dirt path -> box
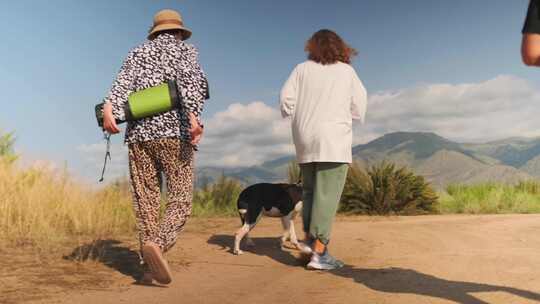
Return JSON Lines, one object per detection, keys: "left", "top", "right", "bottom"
{"left": 31, "top": 215, "right": 540, "bottom": 304}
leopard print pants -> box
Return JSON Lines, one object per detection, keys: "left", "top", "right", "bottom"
{"left": 128, "top": 138, "right": 194, "bottom": 254}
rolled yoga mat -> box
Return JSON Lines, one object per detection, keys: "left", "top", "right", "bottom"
{"left": 95, "top": 80, "right": 181, "bottom": 127}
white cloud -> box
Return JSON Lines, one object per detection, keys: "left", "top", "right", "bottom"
{"left": 77, "top": 75, "right": 540, "bottom": 175}
{"left": 360, "top": 75, "right": 540, "bottom": 142}
{"left": 198, "top": 101, "right": 294, "bottom": 167}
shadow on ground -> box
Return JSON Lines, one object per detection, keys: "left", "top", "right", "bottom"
{"left": 330, "top": 266, "right": 540, "bottom": 304}
{"left": 207, "top": 235, "right": 540, "bottom": 304}
{"left": 207, "top": 234, "right": 303, "bottom": 266}
{"left": 64, "top": 239, "right": 143, "bottom": 281}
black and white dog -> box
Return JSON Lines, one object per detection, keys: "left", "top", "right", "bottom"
{"left": 234, "top": 183, "right": 303, "bottom": 255}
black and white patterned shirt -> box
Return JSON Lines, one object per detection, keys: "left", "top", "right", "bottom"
{"left": 105, "top": 33, "right": 208, "bottom": 144}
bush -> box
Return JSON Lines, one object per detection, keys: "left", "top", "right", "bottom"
{"left": 0, "top": 131, "right": 17, "bottom": 164}
{"left": 515, "top": 180, "right": 540, "bottom": 195}
{"left": 439, "top": 181, "right": 540, "bottom": 214}
{"left": 340, "top": 161, "right": 438, "bottom": 215}
{"left": 192, "top": 175, "right": 243, "bottom": 217}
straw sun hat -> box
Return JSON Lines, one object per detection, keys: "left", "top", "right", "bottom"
{"left": 148, "top": 9, "right": 192, "bottom": 40}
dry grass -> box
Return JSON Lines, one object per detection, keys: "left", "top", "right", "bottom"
{"left": 0, "top": 161, "right": 135, "bottom": 251}
{"left": 0, "top": 144, "right": 242, "bottom": 303}
{"left": 0, "top": 160, "right": 141, "bottom": 303}
{"left": 0, "top": 159, "right": 244, "bottom": 252}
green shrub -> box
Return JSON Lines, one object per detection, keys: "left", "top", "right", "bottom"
{"left": 192, "top": 175, "right": 243, "bottom": 217}
{"left": 0, "top": 131, "right": 17, "bottom": 164}
{"left": 439, "top": 181, "right": 540, "bottom": 214}
{"left": 340, "top": 161, "right": 438, "bottom": 215}
{"left": 515, "top": 180, "right": 540, "bottom": 195}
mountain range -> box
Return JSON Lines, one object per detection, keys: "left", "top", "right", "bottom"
{"left": 197, "top": 132, "right": 540, "bottom": 188}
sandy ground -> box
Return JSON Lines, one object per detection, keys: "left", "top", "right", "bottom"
{"left": 9, "top": 214, "right": 540, "bottom": 304}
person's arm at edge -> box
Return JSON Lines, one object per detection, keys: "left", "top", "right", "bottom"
{"left": 522, "top": 0, "right": 540, "bottom": 66}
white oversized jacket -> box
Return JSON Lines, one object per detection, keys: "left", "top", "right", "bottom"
{"left": 280, "top": 60, "right": 367, "bottom": 164}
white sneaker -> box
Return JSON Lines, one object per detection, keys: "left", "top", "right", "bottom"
{"left": 307, "top": 251, "right": 345, "bottom": 270}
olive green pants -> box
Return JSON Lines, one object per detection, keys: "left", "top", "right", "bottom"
{"left": 300, "top": 162, "right": 349, "bottom": 244}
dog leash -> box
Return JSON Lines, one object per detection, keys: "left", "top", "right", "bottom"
{"left": 99, "top": 131, "right": 112, "bottom": 182}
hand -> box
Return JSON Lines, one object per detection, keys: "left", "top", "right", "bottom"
{"left": 188, "top": 112, "right": 203, "bottom": 145}
{"left": 103, "top": 103, "right": 120, "bottom": 134}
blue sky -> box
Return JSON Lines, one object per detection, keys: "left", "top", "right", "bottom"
{"left": 0, "top": 0, "right": 538, "bottom": 180}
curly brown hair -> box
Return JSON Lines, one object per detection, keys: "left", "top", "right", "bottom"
{"left": 305, "top": 29, "right": 357, "bottom": 65}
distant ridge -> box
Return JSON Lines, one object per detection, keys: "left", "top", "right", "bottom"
{"left": 197, "top": 131, "right": 540, "bottom": 188}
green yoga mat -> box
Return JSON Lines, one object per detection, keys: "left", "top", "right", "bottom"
{"left": 125, "top": 80, "right": 181, "bottom": 121}
{"left": 95, "top": 80, "right": 181, "bottom": 127}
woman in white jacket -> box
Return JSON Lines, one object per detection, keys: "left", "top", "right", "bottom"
{"left": 280, "top": 29, "right": 367, "bottom": 270}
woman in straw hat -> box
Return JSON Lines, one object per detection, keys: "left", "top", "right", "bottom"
{"left": 280, "top": 29, "right": 367, "bottom": 270}
{"left": 102, "top": 9, "right": 209, "bottom": 284}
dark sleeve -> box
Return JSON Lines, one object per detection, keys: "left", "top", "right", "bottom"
{"left": 523, "top": 0, "right": 540, "bottom": 34}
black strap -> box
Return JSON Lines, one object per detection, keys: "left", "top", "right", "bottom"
{"left": 204, "top": 78, "right": 210, "bottom": 100}
{"left": 99, "top": 132, "right": 112, "bottom": 182}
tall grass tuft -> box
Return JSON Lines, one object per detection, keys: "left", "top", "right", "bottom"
{"left": 0, "top": 160, "right": 248, "bottom": 250}
{"left": 439, "top": 181, "right": 540, "bottom": 214}
{"left": 0, "top": 131, "right": 134, "bottom": 250}
{"left": 340, "top": 161, "right": 438, "bottom": 215}
{"left": 0, "top": 162, "right": 135, "bottom": 250}
{"left": 192, "top": 175, "right": 243, "bottom": 217}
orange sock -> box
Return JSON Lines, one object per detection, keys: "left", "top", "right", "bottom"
{"left": 313, "top": 239, "right": 326, "bottom": 255}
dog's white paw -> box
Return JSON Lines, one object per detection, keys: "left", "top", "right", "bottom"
{"left": 233, "top": 249, "right": 244, "bottom": 255}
